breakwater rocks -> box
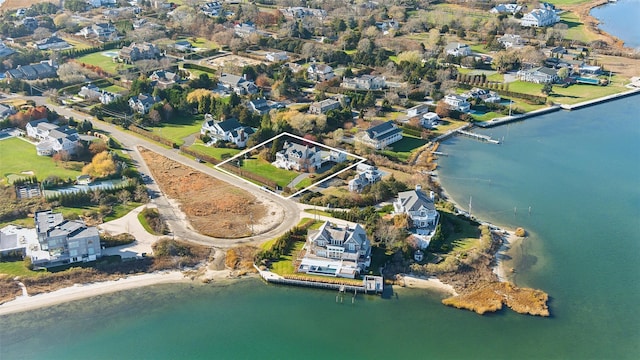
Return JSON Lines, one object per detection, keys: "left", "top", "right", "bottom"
{"left": 442, "top": 281, "right": 550, "bottom": 317}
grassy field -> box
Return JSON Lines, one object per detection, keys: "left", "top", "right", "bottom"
{"left": 60, "top": 37, "right": 94, "bottom": 50}
{"left": 58, "top": 202, "right": 142, "bottom": 223}
{"left": 547, "top": 0, "right": 592, "bottom": 5}
{"left": 241, "top": 158, "right": 299, "bottom": 188}
{"left": 472, "top": 111, "right": 503, "bottom": 122}
{"left": 0, "top": 137, "right": 83, "bottom": 182}
{"left": 295, "top": 177, "right": 313, "bottom": 189}
{"left": 149, "top": 114, "right": 204, "bottom": 146}
{"left": 560, "top": 12, "right": 598, "bottom": 43}
{"left": 508, "top": 80, "right": 627, "bottom": 105}
{"left": 440, "top": 212, "right": 481, "bottom": 252}
{"left": 188, "top": 141, "right": 242, "bottom": 160}
{"left": 380, "top": 135, "right": 428, "bottom": 162}
{"left": 270, "top": 240, "right": 305, "bottom": 275}
{"left": 102, "top": 84, "right": 127, "bottom": 94}
{"left": 0, "top": 261, "right": 46, "bottom": 277}
{"left": 76, "top": 51, "right": 132, "bottom": 75}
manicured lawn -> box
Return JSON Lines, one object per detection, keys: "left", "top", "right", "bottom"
{"left": 508, "top": 80, "right": 628, "bottom": 105}
{"left": 295, "top": 177, "right": 313, "bottom": 189}
{"left": 241, "top": 158, "right": 299, "bottom": 188}
{"left": 188, "top": 142, "right": 242, "bottom": 160}
{"left": 508, "top": 81, "right": 546, "bottom": 95}
{"left": 148, "top": 114, "right": 204, "bottom": 146}
{"left": 0, "top": 137, "right": 83, "bottom": 182}
{"left": 58, "top": 202, "right": 142, "bottom": 223}
{"left": 380, "top": 135, "right": 428, "bottom": 162}
{"left": 440, "top": 212, "right": 481, "bottom": 252}
{"left": 270, "top": 240, "right": 305, "bottom": 275}
{"left": 472, "top": 111, "right": 503, "bottom": 121}
{"left": 75, "top": 51, "right": 132, "bottom": 75}
{"left": 560, "top": 12, "right": 598, "bottom": 43}
{"left": 102, "top": 84, "right": 127, "bottom": 94}
{"left": 60, "top": 37, "right": 93, "bottom": 50}
{"left": 0, "top": 261, "right": 46, "bottom": 277}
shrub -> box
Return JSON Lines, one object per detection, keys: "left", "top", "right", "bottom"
{"left": 515, "top": 227, "right": 526, "bottom": 237}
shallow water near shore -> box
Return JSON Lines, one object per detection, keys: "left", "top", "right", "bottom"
{"left": 591, "top": 0, "right": 640, "bottom": 49}
{"left": 1, "top": 98, "right": 640, "bottom": 359}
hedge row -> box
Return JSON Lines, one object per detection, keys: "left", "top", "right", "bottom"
{"left": 182, "top": 63, "right": 217, "bottom": 75}
{"left": 219, "top": 163, "right": 277, "bottom": 190}
{"left": 179, "top": 145, "right": 221, "bottom": 165}
{"left": 128, "top": 125, "right": 178, "bottom": 148}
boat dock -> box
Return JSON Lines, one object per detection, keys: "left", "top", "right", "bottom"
{"left": 254, "top": 265, "right": 384, "bottom": 295}
{"left": 455, "top": 129, "right": 500, "bottom": 144}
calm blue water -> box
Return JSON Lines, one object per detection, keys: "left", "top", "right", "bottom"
{"left": 1, "top": 97, "right": 639, "bottom": 359}
{"left": 591, "top": 0, "right": 640, "bottom": 49}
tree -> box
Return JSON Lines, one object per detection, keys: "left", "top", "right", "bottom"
{"left": 149, "top": 109, "right": 162, "bottom": 124}
{"left": 541, "top": 83, "right": 553, "bottom": 95}
{"left": 89, "top": 141, "right": 108, "bottom": 155}
{"left": 82, "top": 151, "right": 117, "bottom": 178}
{"left": 557, "top": 67, "right": 569, "bottom": 80}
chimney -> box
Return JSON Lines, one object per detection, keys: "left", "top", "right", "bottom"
{"left": 415, "top": 184, "right": 422, "bottom": 192}
{"left": 243, "top": 73, "right": 247, "bottom": 80}
{"left": 430, "top": 191, "right": 435, "bottom": 201}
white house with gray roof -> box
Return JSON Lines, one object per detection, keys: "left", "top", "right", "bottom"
{"left": 298, "top": 221, "right": 371, "bottom": 279}
{"left": 200, "top": 116, "right": 254, "bottom": 148}
{"left": 517, "top": 66, "right": 558, "bottom": 83}
{"left": 521, "top": 8, "right": 559, "bottom": 27}
{"left": 219, "top": 73, "right": 258, "bottom": 95}
{"left": 26, "top": 119, "right": 80, "bottom": 156}
{"left": 129, "top": 93, "right": 161, "bottom": 114}
{"left": 273, "top": 141, "right": 322, "bottom": 172}
{"left": 393, "top": 185, "right": 439, "bottom": 235}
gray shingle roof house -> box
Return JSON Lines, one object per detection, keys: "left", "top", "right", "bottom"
{"left": 249, "top": 98, "right": 271, "bottom": 114}
{"left": 33, "top": 210, "right": 101, "bottom": 267}
{"left": 35, "top": 36, "right": 71, "bottom": 50}
{"left": 118, "top": 42, "right": 160, "bottom": 63}
{"left": 308, "top": 98, "right": 341, "bottom": 114}
{"left": 298, "top": 221, "right": 371, "bottom": 279}
{"left": 393, "top": 185, "right": 439, "bottom": 234}
{"left": 516, "top": 66, "right": 558, "bottom": 83}
{"left": 128, "top": 93, "right": 161, "bottom": 114}
{"left": 149, "top": 70, "right": 180, "bottom": 89}
{"left": 219, "top": 73, "right": 258, "bottom": 95}
{"left": 273, "top": 141, "right": 322, "bottom": 172}
{"left": 356, "top": 121, "right": 403, "bottom": 150}
{"left": 4, "top": 61, "right": 57, "bottom": 80}
{"left": 200, "top": 116, "right": 255, "bottom": 148}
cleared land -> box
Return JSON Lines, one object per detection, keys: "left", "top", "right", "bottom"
{"left": 148, "top": 114, "right": 203, "bottom": 146}
{"left": 138, "top": 148, "right": 275, "bottom": 238}
{"left": 0, "top": 137, "right": 83, "bottom": 183}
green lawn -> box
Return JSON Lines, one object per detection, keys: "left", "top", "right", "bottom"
{"left": 440, "top": 212, "right": 481, "bottom": 252}
{"left": 241, "top": 158, "right": 299, "bottom": 188}
{"left": 188, "top": 142, "right": 242, "bottom": 160}
{"left": 295, "top": 177, "right": 313, "bottom": 189}
{"left": 270, "top": 240, "right": 305, "bottom": 275}
{"left": 0, "top": 137, "right": 83, "bottom": 183}
{"left": 560, "top": 12, "right": 598, "bottom": 43}
{"left": 148, "top": 114, "right": 204, "bottom": 146}
{"left": 0, "top": 261, "right": 46, "bottom": 277}
{"left": 102, "top": 84, "right": 127, "bottom": 94}
{"left": 58, "top": 202, "right": 142, "bottom": 223}
{"left": 509, "top": 80, "right": 628, "bottom": 105}
{"left": 380, "top": 135, "right": 428, "bottom": 162}
{"left": 472, "top": 111, "right": 503, "bottom": 122}
{"left": 76, "top": 51, "right": 132, "bottom": 75}
{"left": 60, "top": 36, "right": 93, "bottom": 50}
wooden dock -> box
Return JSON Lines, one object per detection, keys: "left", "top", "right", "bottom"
{"left": 455, "top": 129, "right": 500, "bottom": 144}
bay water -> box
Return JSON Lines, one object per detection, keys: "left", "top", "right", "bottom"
{"left": 590, "top": 0, "right": 640, "bottom": 49}
{"left": 1, "top": 97, "right": 639, "bottom": 359}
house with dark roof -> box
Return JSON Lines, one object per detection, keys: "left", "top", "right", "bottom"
{"left": 307, "top": 63, "right": 334, "bottom": 82}
{"left": 308, "top": 98, "right": 341, "bottom": 114}
{"left": 349, "top": 163, "right": 383, "bottom": 192}
{"left": 4, "top": 61, "right": 57, "bottom": 80}
{"left": 341, "top": 75, "right": 386, "bottom": 90}
{"left": 0, "top": 40, "right": 16, "bottom": 58}
{"left": 26, "top": 120, "right": 80, "bottom": 156}
{"left": 443, "top": 94, "right": 471, "bottom": 112}
{"left": 35, "top": 36, "right": 71, "bottom": 50}
{"left": 356, "top": 121, "right": 403, "bottom": 150}
{"left": 79, "top": 23, "right": 117, "bottom": 40}
{"left": 298, "top": 221, "right": 371, "bottom": 279}
{"left": 273, "top": 141, "right": 322, "bottom": 172}
{"left": 200, "top": 116, "right": 254, "bottom": 148}
{"left": 248, "top": 98, "right": 271, "bottom": 115}
{"left": 517, "top": 66, "right": 558, "bottom": 83}
{"left": 219, "top": 73, "right": 258, "bottom": 95}
{"left": 128, "top": 93, "right": 161, "bottom": 114}
{"left": 149, "top": 70, "right": 180, "bottom": 89}
{"left": 118, "top": 42, "right": 160, "bottom": 63}
{"left": 393, "top": 185, "right": 439, "bottom": 235}
{"left": 174, "top": 40, "right": 193, "bottom": 52}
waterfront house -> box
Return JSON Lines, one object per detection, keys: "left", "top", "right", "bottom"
{"left": 463, "top": 88, "right": 501, "bottom": 103}
{"left": 298, "top": 221, "right": 371, "bottom": 279}
{"left": 356, "top": 121, "right": 403, "bottom": 150}
{"left": 521, "top": 8, "right": 559, "bottom": 27}
{"left": 517, "top": 66, "right": 558, "bottom": 83}
{"left": 406, "top": 103, "right": 430, "bottom": 118}
{"left": 273, "top": 141, "right": 322, "bottom": 172}
{"left": 445, "top": 42, "right": 472, "bottom": 57}
{"left": 307, "top": 63, "right": 334, "bottom": 82}
{"left": 308, "top": 98, "right": 341, "bottom": 115}
{"left": 128, "top": 93, "right": 161, "bottom": 114}
{"left": 443, "top": 94, "right": 471, "bottom": 113}
{"left": 341, "top": 75, "right": 386, "bottom": 90}
{"left": 348, "top": 163, "right": 383, "bottom": 192}
{"left": 33, "top": 210, "right": 101, "bottom": 267}
{"left": 393, "top": 185, "right": 439, "bottom": 235}
{"left": 421, "top": 112, "right": 440, "bottom": 128}
{"left": 200, "top": 117, "right": 254, "bottom": 148}
{"left": 219, "top": 73, "right": 258, "bottom": 95}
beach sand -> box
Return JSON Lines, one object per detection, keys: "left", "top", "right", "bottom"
{"left": 0, "top": 271, "right": 189, "bottom": 316}
{"left": 399, "top": 275, "right": 459, "bottom": 296}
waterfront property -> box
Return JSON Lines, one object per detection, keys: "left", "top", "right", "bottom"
{"left": 348, "top": 163, "right": 383, "bottom": 192}
{"left": 298, "top": 221, "right": 371, "bottom": 279}
{"left": 521, "top": 8, "right": 559, "bottom": 27}
{"left": 393, "top": 185, "right": 439, "bottom": 235}
{"left": 443, "top": 94, "right": 471, "bottom": 113}
{"left": 356, "top": 121, "right": 403, "bottom": 150}
{"left": 517, "top": 66, "right": 558, "bottom": 84}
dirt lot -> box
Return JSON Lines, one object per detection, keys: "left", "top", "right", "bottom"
{"left": 207, "top": 54, "right": 264, "bottom": 69}
{"left": 139, "top": 148, "right": 281, "bottom": 238}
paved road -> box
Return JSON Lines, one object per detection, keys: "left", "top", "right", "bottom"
{"left": 20, "top": 95, "right": 301, "bottom": 248}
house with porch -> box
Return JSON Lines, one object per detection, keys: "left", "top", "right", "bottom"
{"left": 355, "top": 121, "right": 403, "bottom": 150}
{"left": 128, "top": 93, "right": 161, "bottom": 114}
{"left": 443, "top": 94, "right": 471, "bottom": 113}
{"left": 27, "top": 119, "right": 81, "bottom": 156}
{"left": 200, "top": 116, "right": 254, "bottom": 148}
{"left": 521, "top": 8, "right": 559, "bottom": 27}
{"left": 348, "top": 163, "right": 383, "bottom": 192}
{"left": 517, "top": 66, "right": 558, "bottom": 83}
{"left": 393, "top": 185, "right": 439, "bottom": 235}
{"left": 298, "top": 221, "right": 371, "bottom": 279}
{"left": 307, "top": 63, "right": 334, "bottom": 82}
{"left": 273, "top": 141, "right": 322, "bottom": 172}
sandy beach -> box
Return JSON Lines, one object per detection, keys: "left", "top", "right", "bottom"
{"left": 399, "top": 274, "right": 458, "bottom": 296}
{"left": 0, "top": 271, "right": 189, "bottom": 316}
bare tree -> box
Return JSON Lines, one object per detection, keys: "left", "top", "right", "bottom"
{"left": 32, "top": 27, "right": 52, "bottom": 41}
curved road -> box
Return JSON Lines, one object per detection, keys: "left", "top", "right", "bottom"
{"left": 19, "top": 95, "right": 301, "bottom": 249}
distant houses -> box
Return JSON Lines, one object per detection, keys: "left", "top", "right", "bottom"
{"left": 279, "top": 7, "right": 327, "bottom": 19}
{"left": 356, "top": 121, "right": 403, "bottom": 150}
{"left": 490, "top": 3, "right": 523, "bottom": 14}
{"left": 340, "top": 75, "right": 386, "bottom": 90}
{"left": 445, "top": 42, "right": 472, "bottom": 57}
{"left": 200, "top": 116, "right": 254, "bottom": 148}
{"left": 498, "top": 34, "right": 525, "bottom": 49}
{"left": 297, "top": 221, "right": 371, "bottom": 279}
{"left": 26, "top": 119, "right": 80, "bottom": 156}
